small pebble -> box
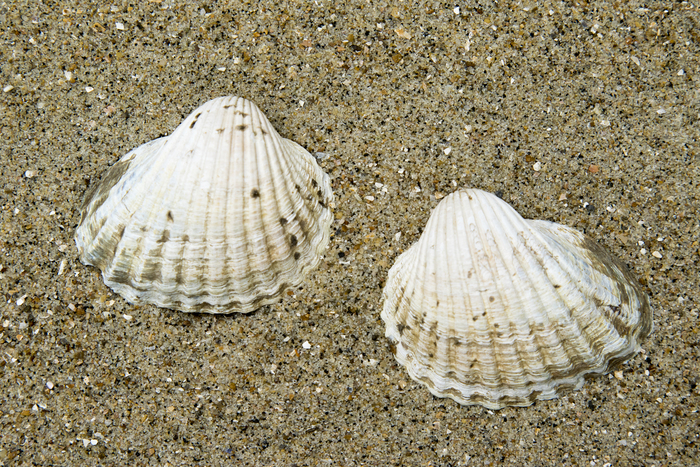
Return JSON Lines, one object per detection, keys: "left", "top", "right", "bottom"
{"left": 588, "top": 164, "right": 599, "bottom": 173}
{"left": 652, "top": 251, "right": 662, "bottom": 259}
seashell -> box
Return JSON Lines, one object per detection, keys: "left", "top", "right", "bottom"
{"left": 75, "top": 96, "right": 333, "bottom": 314}
{"left": 381, "top": 189, "right": 652, "bottom": 409}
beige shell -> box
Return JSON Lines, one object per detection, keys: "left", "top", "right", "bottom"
{"left": 75, "top": 96, "right": 333, "bottom": 313}
{"left": 381, "top": 189, "right": 652, "bottom": 409}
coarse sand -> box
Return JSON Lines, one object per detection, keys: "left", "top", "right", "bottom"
{"left": 1, "top": 1, "right": 698, "bottom": 465}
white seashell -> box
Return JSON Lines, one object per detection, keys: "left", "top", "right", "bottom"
{"left": 381, "top": 189, "right": 652, "bottom": 409}
{"left": 75, "top": 96, "right": 333, "bottom": 314}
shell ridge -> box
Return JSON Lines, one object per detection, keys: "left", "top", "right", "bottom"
{"left": 223, "top": 97, "right": 253, "bottom": 302}
{"left": 280, "top": 140, "right": 331, "bottom": 276}
{"left": 99, "top": 170, "right": 177, "bottom": 300}
{"left": 148, "top": 122, "right": 204, "bottom": 299}
{"left": 257, "top": 112, "right": 294, "bottom": 271}
{"left": 164, "top": 96, "right": 236, "bottom": 308}
{"left": 496, "top": 204, "right": 581, "bottom": 383}
{"left": 250, "top": 100, "right": 284, "bottom": 293}
{"left": 78, "top": 137, "right": 167, "bottom": 263}
{"left": 243, "top": 99, "right": 264, "bottom": 283}
{"left": 212, "top": 96, "right": 239, "bottom": 301}
{"left": 381, "top": 243, "right": 419, "bottom": 343}
{"left": 393, "top": 219, "right": 435, "bottom": 365}
{"left": 486, "top": 192, "right": 646, "bottom": 395}
{"left": 519, "top": 218, "right": 642, "bottom": 368}
{"left": 420, "top": 194, "right": 453, "bottom": 383}
{"left": 443, "top": 192, "right": 480, "bottom": 394}
{"left": 254, "top": 105, "right": 326, "bottom": 295}
{"left": 472, "top": 190, "right": 522, "bottom": 392}
{"left": 440, "top": 193, "right": 472, "bottom": 392}
{"left": 279, "top": 138, "right": 328, "bottom": 254}
{"left": 266, "top": 127, "right": 307, "bottom": 269}
{"left": 532, "top": 220, "right": 651, "bottom": 342}
{"left": 477, "top": 191, "right": 547, "bottom": 392}
{"left": 441, "top": 196, "right": 461, "bottom": 385}
{"left": 402, "top": 201, "right": 439, "bottom": 378}
{"left": 126, "top": 133, "right": 199, "bottom": 296}
{"left": 178, "top": 100, "right": 221, "bottom": 300}
{"left": 504, "top": 216, "right": 607, "bottom": 387}
{"left": 274, "top": 139, "right": 315, "bottom": 259}
{"left": 480, "top": 192, "right": 540, "bottom": 388}
{"left": 464, "top": 191, "right": 505, "bottom": 390}
{"left": 496, "top": 202, "right": 610, "bottom": 368}
{"left": 201, "top": 99, "right": 237, "bottom": 302}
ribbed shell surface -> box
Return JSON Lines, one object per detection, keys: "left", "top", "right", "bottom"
{"left": 75, "top": 96, "right": 334, "bottom": 313}
{"left": 381, "top": 189, "right": 652, "bottom": 409}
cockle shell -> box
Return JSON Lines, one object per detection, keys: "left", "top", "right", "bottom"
{"left": 75, "top": 96, "right": 333, "bottom": 314}
{"left": 381, "top": 189, "right": 652, "bottom": 409}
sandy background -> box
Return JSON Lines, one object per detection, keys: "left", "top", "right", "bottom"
{"left": 1, "top": 0, "right": 699, "bottom": 465}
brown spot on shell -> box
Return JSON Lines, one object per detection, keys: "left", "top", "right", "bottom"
{"left": 290, "top": 235, "right": 298, "bottom": 247}
{"left": 167, "top": 211, "right": 174, "bottom": 222}
{"left": 236, "top": 124, "right": 248, "bottom": 131}
{"left": 251, "top": 188, "right": 260, "bottom": 198}
{"left": 189, "top": 113, "right": 202, "bottom": 129}
{"left": 141, "top": 261, "right": 162, "bottom": 282}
